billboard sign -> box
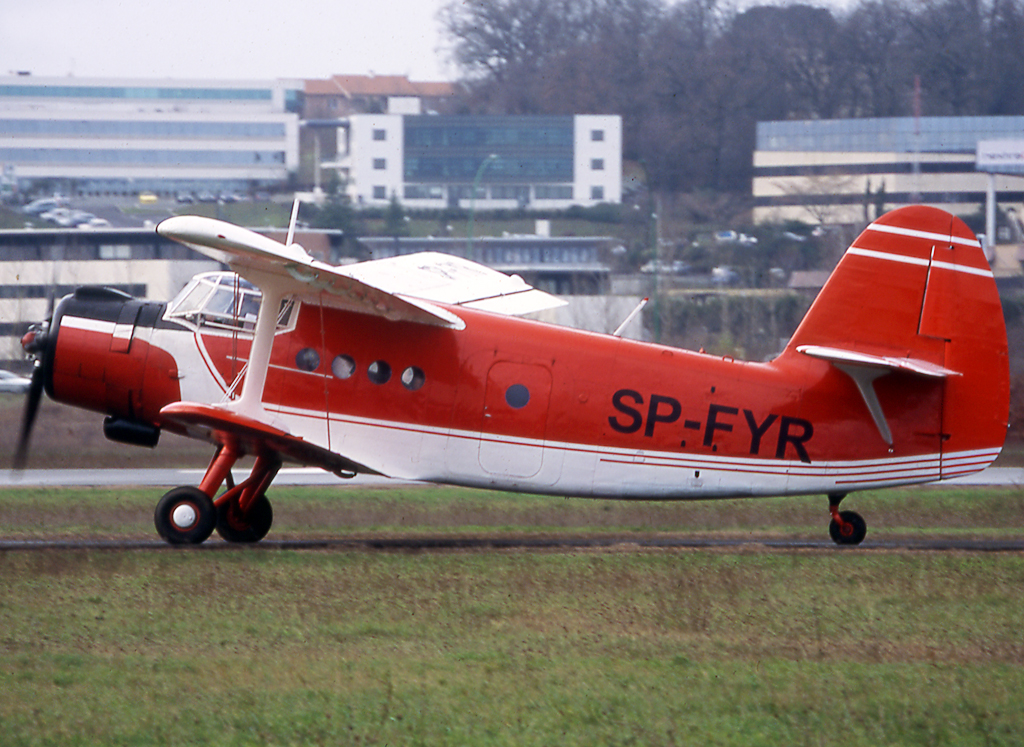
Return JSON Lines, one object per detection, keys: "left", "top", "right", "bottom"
{"left": 977, "top": 140, "right": 1024, "bottom": 173}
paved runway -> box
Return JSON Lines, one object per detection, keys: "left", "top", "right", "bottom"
{"left": 1, "top": 467, "right": 1022, "bottom": 488}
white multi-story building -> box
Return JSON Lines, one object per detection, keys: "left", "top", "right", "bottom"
{"left": 333, "top": 113, "right": 622, "bottom": 210}
{"left": 0, "top": 76, "right": 301, "bottom": 195}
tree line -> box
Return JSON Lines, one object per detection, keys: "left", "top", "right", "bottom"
{"left": 440, "top": 0, "right": 1024, "bottom": 193}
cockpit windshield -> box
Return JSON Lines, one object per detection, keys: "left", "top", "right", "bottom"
{"left": 165, "top": 272, "right": 294, "bottom": 333}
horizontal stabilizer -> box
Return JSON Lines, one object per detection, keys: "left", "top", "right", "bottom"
{"left": 796, "top": 345, "right": 960, "bottom": 378}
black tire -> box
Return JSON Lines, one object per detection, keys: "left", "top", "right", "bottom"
{"left": 829, "top": 510, "right": 867, "bottom": 546}
{"left": 154, "top": 486, "right": 216, "bottom": 545}
{"left": 216, "top": 493, "right": 273, "bottom": 543}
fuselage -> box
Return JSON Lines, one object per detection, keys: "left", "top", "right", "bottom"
{"left": 43, "top": 280, "right": 1001, "bottom": 500}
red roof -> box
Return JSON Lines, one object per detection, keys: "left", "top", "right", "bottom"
{"left": 305, "top": 75, "right": 455, "bottom": 98}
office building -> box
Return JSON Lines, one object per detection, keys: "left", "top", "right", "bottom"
{"left": 328, "top": 113, "right": 622, "bottom": 210}
{"left": 0, "top": 75, "right": 301, "bottom": 196}
{"left": 753, "top": 116, "right": 1024, "bottom": 224}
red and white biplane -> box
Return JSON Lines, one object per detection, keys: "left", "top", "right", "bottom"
{"left": 15, "top": 205, "right": 1009, "bottom": 545}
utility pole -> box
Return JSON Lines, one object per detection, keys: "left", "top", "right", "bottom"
{"left": 467, "top": 154, "right": 498, "bottom": 257}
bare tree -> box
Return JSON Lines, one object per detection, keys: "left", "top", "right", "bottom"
{"left": 440, "top": 0, "right": 1024, "bottom": 193}
{"left": 842, "top": 0, "right": 916, "bottom": 117}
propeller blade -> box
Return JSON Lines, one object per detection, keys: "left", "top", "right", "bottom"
{"left": 13, "top": 363, "right": 45, "bottom": 470}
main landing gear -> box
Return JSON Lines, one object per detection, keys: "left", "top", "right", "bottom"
{"left": 827, "top": 493, "right": 867, "bottom": 546}
{"left": 154, "top": 443, "right": 279, "bottom": 546}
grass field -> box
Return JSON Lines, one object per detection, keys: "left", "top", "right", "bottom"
{"left": 1, "top": 483, "right": 1024, "bottom": 539}
{"left": 1, "top": 484, "right": 1023, "bottom": 745}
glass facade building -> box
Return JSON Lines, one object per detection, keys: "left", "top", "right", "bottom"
{"left": 0, "top": 76, "right": 301, "bottom": 195}
{"left": 339, "top": 114, "right": 621, "bottom": 210}
{"left": 0, "top": 84, "right": 274, "bottom": 102}
{"left": 758, "top": 117, "right": 1024, "bottom": 154}
{"left": 753, "top": 116, "right": 1024, "bottom": 224}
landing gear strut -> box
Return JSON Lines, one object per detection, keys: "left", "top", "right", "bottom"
{"left": 827, "top": 493, "right": 867, "bottom": 546}
{"left": 213, "top": 451, "right": 278, "bottom": 543}
{"left": 152, "top": 442, "right": 279, "bottom": 545}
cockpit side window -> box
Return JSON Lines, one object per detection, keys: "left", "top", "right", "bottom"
{"left": 165, "top": 272, "right": 297, "bottom": 334}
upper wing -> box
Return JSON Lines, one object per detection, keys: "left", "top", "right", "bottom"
{"left": 156, "top": 216, "right": 565, "bottom": 327}
{"left": 342, "top": 251, "right": 565, "bottom": 316}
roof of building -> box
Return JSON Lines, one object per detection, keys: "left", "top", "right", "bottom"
{"left": 304, "top": 74, "right": 456, "bottom": 99}
{"left": 787, "top": 270, "right": 831, "bottom": 290}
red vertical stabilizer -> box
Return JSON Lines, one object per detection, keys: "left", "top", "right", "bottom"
{"left": 782, "top": 206, "right": 1009, "bottom": 475}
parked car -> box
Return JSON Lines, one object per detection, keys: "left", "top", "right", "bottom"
{"left": 0, "top": 369, "right": 32, "bottom": 394}
{"left": 41, "top": 208, "right": 95, "bottom": 227}
{"left": 22, "top": 197, "right": 62, "bottom": 215}
{"left": 78, "top": 217, "right": 112, "bottom": 228}
{"left": 711, "top": 266, "right": 740, "bottom": 285}
{"left": 640, "top": 259, "right": 691, "bottom": 275}
{"left": 39, "top": 207, "right": 73, "bottom": 224}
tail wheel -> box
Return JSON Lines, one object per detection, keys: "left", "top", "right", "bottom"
{"left": 829, "top": 510, "right": 867, "bottom": 546}
{"left": 216, "top": 493, "right": 273, "bottom": 543}
{"left": 155, "top": 486, "right": 216, "bottom": 545}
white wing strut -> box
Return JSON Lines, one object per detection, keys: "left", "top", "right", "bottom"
{"left": 231, "top": 285, "right": 285, "bottom": 421}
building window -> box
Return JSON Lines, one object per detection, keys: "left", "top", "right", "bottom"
{"left": 591, "top": 129, "right": 604, "bottom": 142}
{"left": 591, "top": 158, "right": 604, "bottom": 171}
{"left": 535, "top": 185, "right": 573, "bottom": 200}
{"left": 373, "top": 128, "right": 386, "bottom": 141}
{"left": 591, "top": 186, "right": 605, "bottom": 200}
{"left": 373, "top": 158, "right": 386, "bottom": 170}
{"left": 99, "top": 244, "right": 132, "bottom": 259}
{"left": 404, "top": 184, "right": 444, "bottom": 200}
{"left": 372, "top": 186, "right": 387, "bottom": 199}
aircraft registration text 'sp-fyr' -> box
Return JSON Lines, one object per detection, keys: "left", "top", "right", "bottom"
{"left": 15, "top": 205, "right": 1009, "bottom": 545}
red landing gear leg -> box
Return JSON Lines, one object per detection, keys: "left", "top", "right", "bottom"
{"left": 213, "top": 451, "right": 280, "bottom": 543}
{"left": 827, "top": 493, "right": 867, "bottom": 546}
{"left": 200, "top": 442, "right": 240, "bottom": 498}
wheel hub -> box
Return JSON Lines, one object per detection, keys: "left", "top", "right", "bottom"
{"left": 171, "top": 503, "right": 198, "bottom": 529}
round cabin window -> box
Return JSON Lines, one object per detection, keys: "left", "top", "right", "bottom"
{"left": 505, "top": 384, "right": 530, "bottom": 409}
{"left": 332, "top": 354, "right": 356, "bottom": 379}
{"left": 401, "top": 366, "right": 425, "bottom": 391}
{"left": 295, "top": 347, "right": 320, "bottom": 372}
{"left": 367, "top": 360, "right": 392, "bottom": 385}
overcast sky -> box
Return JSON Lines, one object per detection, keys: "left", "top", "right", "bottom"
{"left": 2, "top": 0, "right": 855, "bottom": 85}
{"left": 0, "top": 0, "right": 455, "bottom": 82}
